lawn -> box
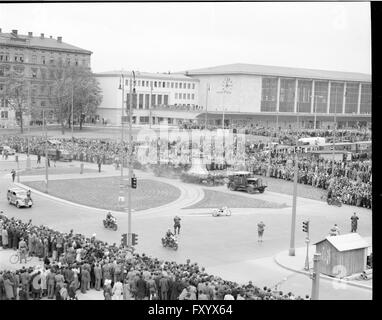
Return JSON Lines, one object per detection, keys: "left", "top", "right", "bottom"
{"left": 186, "top": 189, "right": 288, "bottom": 209}
{"left": 255, "top": 175, "right": 327, "bottom": 202}
{"left": 20, "top": 166, "right": 97, "bottom": 176}
{"left": 24, "top": 177, "right": 181, "bottom": 212}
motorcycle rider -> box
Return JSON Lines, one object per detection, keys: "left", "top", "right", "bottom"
{"left": 164, "top": 228, "right": 176, "bottom": 246}
{"left": 105, "top": 212, "right": 116, "bottom": 227}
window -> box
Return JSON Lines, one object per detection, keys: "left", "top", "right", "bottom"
{"left": 138, "top": 93, "right": 143, "bottom": 109}
{"left": 261, "top": 77, "right": 278, "bottom": 112}
{"left": 145, "top": 94, "right": 150, "bottom": 109}
{"left": 171, "top": 82, "right": 174, "bottom": 88}
{"left": 344, "top": 83, "right": 359, "bottom": 114}
{"left": 50, "top": 57, "right": 54, "bottom": 65}
{"left": 19, "top": 55, "right": 24, "bottom": 62}
{"left": 279, "top": 79, "right": 296, "bottom": 112}
{"left": 187, "top": 93, "right": 190, "bottom": 99}
{"left": 162, "top": 82, "right": 165, "bottom": 88}
{"left": 313, "top": 81, "right": 328, "bottom": 113}
{"left": 329, "top": 82, "right": 344, "bottom": 114}
{"left": 297, "top": 80, "right": 312, "bottom": 113}
{"left": 150, "top": 81, "right": 153, "bottom": 88}
{"left": 175, "top": 93, "right": 178, "bottom": 99}
{"left": 175, "top": 83, "right": 178, "bottom": 89}
{"left": 75, "top": 60, "right": 78, "bottom": 66}
{"left": 360, "top": 84, "right": 371, "bottom": 114}
{"left": 191, "top": 94, "right": 195, "bottom": 99}
{"left": 158, "top": 95, "right": 162, "bottom": 105}
{"left": 192, "top": 83, "right": 195, "bottom": 89}
{"left": 151, "top": 94, "right": 156, "bottom": 106}
{"left": 1, "top": 111, "right": 8, "bottom": 119}
{"left": 31, "top": 68, "right": 37, "bottom": 78}
{"left": 166, "top": 82, "right": 169, "bottom": 88}
{"left": 164, "top": 95, "right": 168, "bottom": 105}
{"left": 179, "top": 83, "right": 182, "bottom": 89}
{"left": 132, "top": 93, "right": 137, "bottom": 109}
{"left": 41, "top": 56, "right": 46, "bottom": 64}
{"left": 183, "top": 93, "right": 186, "bottom": 99}
{"left": 138, "top": 80, "right": 141, "bottom": 86}
{"left": 154, "top": 81, "right": 157, "bottom": 88}
{"left": 187, "top": 83, "right": 190, "bottom": 89}
{"left": 125, "top": 79, "right": 129, "bottom": 86}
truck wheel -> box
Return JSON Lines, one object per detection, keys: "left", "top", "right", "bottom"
{"left": 229, "top": 184, "right": 236, "bottom": 191}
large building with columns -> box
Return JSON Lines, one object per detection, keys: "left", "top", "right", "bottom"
{"left": 95, "top": 63, "right": 371, "bottom": 129}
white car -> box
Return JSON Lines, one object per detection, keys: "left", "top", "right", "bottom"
{"left": 1, "top": 146, "right": 16, "bottom": 155}
{"left": 7, "top": 187, "right": 33, "bottom": 208}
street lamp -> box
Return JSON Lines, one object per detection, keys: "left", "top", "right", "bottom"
{"left": 118, "top": 74, "right": 126, "bottom": 211}
{"left": 289, "top": 86, "right": 300, "bottom": 256}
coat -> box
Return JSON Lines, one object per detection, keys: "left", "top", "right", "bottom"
{"left": 4, "top": 278, "right": 14, "bottom": 299}
{"left": 1, "top": 229, "right": 8, "bottom": 246}
{"left": 135, "top": 278, "right": 148, "bottom": 299}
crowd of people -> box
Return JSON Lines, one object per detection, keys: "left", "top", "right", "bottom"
{"left": 0, "top": 125, "right": 372, "bottom": 209}
{"left": 0, "top": 214, "right": 308, "bottom": 300}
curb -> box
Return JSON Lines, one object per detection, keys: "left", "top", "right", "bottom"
{"left": 273, "top": 251, "right": 372, "bottom": 291}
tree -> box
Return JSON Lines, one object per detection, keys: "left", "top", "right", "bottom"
{"left": 1, "top": 67, "right": 29, "bottom": 133}
{"left": 48, "top": 62, "right": 102, "bottom": 134}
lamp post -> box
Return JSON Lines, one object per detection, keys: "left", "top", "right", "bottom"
{"left": 43, "top": 109, "right": 49, "bottom": 193}
{"left": 289, "top": 87, "right": 299, "bottom": 256}
{"left": 26, "top": 80, "right": 31, "bottom": 171}
{"left": 118, "top": 74, "right": 125, "bottom": 211}
{"left": 205, "top": 83, "right": 210, "bottom": 129}
{"left": 71, "top": 82, "right": 74, "bottom": 142}
{"left": 127, "top": 70, "right": 137, "bottom": 247}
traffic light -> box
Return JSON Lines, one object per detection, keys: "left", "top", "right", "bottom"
{"left": 121, "top": 233, "right": 127, "bottom": 246}
{"left": 302, "top": 221, "right": 309, "bottom": 233}
{"left": 131, "top": 177, "right": 137, "bottom": 189}
{"left": 132, "top": 233, "right": 138, "bottom": 246}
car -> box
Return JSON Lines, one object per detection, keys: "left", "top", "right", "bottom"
{"left": 227, "top": 171, "right": 267, "bottom": 194}
{"left": 7, "top": 187, "right": 33, "bottom": 208}
{"left": 1, "top": 146, "right": 16, "bottom": 155}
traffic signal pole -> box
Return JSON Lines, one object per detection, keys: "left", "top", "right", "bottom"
{"left": 311, "top": 253, "right": 321, "bottom": 300}
{"left": 289, "top": 151, "right": 298, "bottom": 256}
{"left": 304, "top": 220, "right": 310, "bottom": 270}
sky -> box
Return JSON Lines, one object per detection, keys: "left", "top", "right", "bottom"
{"left": 0, "top": 2, "right": 371, "bottom": 75}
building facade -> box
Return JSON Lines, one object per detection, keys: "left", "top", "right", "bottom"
{"left": 95, "top": 71, "right": 200, "bottom": 126}
{"left": 185, "top": 63, "right": 371, "bottom": 129}
{"left": 95, "top": 63, "right": 371, "bottom": 129}
{"left": 0, "top": 28, "right": 92, "bottom": 128}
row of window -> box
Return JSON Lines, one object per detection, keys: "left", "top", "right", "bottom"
{"left": 126, "top": 93, "right": 169, "bottom": 109}
{"left": 0, "top": 51, "right": 88, "bottom": 67}
{"left": 260, "top": 78, "right": 371, "bottom": 114}
{"left": 125, "top": 79, "right": 196, "bottom": 90}
{"left": 174, "top": 93, "right": 195, "bottom": 100}
{"left": 0, "top": 110, "right": 8, "bottom": 119}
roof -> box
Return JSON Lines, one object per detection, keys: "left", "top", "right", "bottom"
{"left": 95, "top": 70, "right": 197, "bottom": 81}
{"left": 0, "top": 32, "right": 92, "bottom": 54}
{"left": 184, "top": 63, "right": 371, "bottom": 82}
{"left": 314, "top": 233, "right": 369, "bottom": 252}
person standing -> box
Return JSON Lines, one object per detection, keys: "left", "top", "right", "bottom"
{"left": 329, "top": 224, "right": 340, "bottom": 236}
{"left": 257, "top": 221, "right": 265, "bottom": 242}
{"left": 94, "top": 263, "right": 102, "bottom": 291}
{"left": 174, "top": 215, "right": 181, "bottom": 235}
{"left": 351, "top": 213, "right": 359, "bottom": 233}
{"left": 11, "top": 169, "right": 16, "bottom": 182}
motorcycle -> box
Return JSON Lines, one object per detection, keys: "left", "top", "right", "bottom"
{"left": 103, "top": 219, "right": 118, "bottom": 231}
{"left": 327, "top": 197, "right": 342, "bottom": 207}
{"left": 161, "top": 236, "right": 178, "bottom": 250}
{"left": 212, "top": 207, "right": 232, "bottom": 217}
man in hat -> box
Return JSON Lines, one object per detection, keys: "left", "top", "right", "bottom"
{"left": 351, "top": 212, "right": 359, "bottom": 233}
{"left": 257, "top": 221, "right": 265, "bottom": 242}
{"left": 18, "top": 237, "right": 28, "bottom": 263}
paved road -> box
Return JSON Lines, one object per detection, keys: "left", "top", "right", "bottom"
{"left": 0, "top": 154, "right": 372, "bottom": 299}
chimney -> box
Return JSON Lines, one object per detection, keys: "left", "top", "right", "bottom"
{"left": 40, "top": 33, "right": 44, "bottom": 39}
{"left": 12, "top": 29, "right": 18, "bottom": 35}
{"left": 57, "top": 36, "right": 62, "bottom": 43}
{"left": 28, "top": 32, "right": 33, "bottom": 37}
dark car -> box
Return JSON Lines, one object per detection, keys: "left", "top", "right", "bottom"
{"left": 227, "top": 171, "right": 267, "bottom": 194}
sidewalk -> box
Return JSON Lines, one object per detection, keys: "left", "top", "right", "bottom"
{"left": 274, "top": 239, "right": 372, "bottom": 290}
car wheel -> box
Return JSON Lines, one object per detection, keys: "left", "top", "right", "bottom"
{"left": 229, "top": 184, "right": 236, "bottom": 191}
{"left": 247, "top": 187, "right": 255, "bottom": 194}
{"left": 16, "top": 202, "right": 20, "bottom": 208}
{"left": 259, "top": 189, "right": 264, "bottom": 193}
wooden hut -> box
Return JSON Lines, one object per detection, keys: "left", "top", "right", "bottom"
{"left": 314, "top": 233, "right": 369, "bottom": 277}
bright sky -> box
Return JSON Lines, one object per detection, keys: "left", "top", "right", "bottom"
{"left": 0, "top": 2, "right": 371, "bottom": 75}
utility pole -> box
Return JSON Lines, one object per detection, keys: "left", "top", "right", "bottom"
{"left": 304, "top": 220, "right": 310, "bottom": 270}
{"left": 149, "top": 82, "right": 153, "bottom": 129}
{"left": 205, "top": 83, "right": 210, "bottom": 129}
{"left": 118, "top": 74, "right": 125, "bottom": 211}
{"left": 71, "top": 82, "right": 74, "bottom": 142}
{"left": 311, "top": 253, "right": 321, "bottom": 300}
{"left": 127, "top": 71, "right": 136, "bottom": 247}
{"left": 289, "top": 87, "right": 299, "bottom": 256}
{"left": 26, "top": 79, "right": 31, "bottom": 171}
{"left": 43, "top": 110, "right": 49, "bottom": 193}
